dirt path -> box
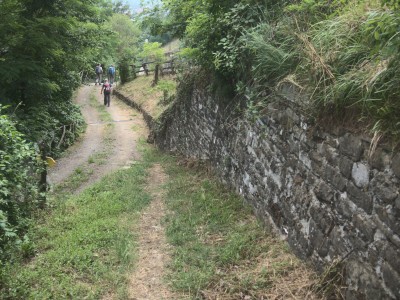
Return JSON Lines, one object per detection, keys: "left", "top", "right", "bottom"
{"left": 48, "top": 84, "right": 178, "bottom": 299}
{"left": 129, "top": 164, "right": 182, "bottom": 300}
{"left": 48, "top": 84, "right": 147, "bottom": 190}
{"left": 48, "top": 85, "right": 105, "bottom": 185}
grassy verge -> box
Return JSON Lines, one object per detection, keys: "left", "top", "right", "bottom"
{"left": 117, "top": 75, "right": 176, "bottom": 119}
{"left": 0, "top": 143, "right": 322, "bottom": 299}
{"left": 141, "top": 145, "right": 321, "bottom": 299}
{"left": 88, "top": 92, "right": 117, "bottom": 165}
{"left": 0, "top": 161, "right": 152, "bottom": 299}
{"left": 90, "top": 93, "right": 113, "bottom": 123}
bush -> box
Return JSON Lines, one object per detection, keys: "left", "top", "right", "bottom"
{"left": 0, "top": 108, "right": 42, "bottom": 262}
{"left": 15, "top": 100, "right": 85, "bottom": 158}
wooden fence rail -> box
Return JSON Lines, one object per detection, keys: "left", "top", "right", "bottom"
{"left": 131, "top": 59, "right": 176, "bottom": 75}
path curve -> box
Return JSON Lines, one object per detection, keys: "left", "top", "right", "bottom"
{"left": 47, "top": 84, "right": 180, "bottom": 299}
{"left": 48, "top": 84, "right": 148, "bottom": 189}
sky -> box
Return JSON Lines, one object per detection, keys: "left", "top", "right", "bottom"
{"left": 125, "top": 0, "right": 141, "bottom": 11}
{"left": 124, "top": 0, "right": 160, "bottom": 12}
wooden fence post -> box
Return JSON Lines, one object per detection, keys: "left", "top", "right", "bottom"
{"left": 38, "top": 142, "right": 47, "bottom": 208}
{"left": 153, "top": 64, "right": 159, "bottom": 86}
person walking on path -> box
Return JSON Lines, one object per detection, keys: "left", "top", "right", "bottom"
{"left": 95, "top": 64, "right": 103, "bottom": 85}
{"left": 108, "top": 65, "right": 116, "bottom": 84}
{"left": 101, "top": 79, "right": 112, "bottom": 107}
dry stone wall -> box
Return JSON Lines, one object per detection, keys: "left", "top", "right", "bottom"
{"left": 153, "top": 79, "right": 400, "bottom": 299}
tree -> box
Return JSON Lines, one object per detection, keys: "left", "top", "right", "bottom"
{"left": 0, "top": 108, "right": 41, "bottom": 261}
{"left": 0, "top": 0, "right": 107, "bottom": 151}
{"left": 106, "top": 13, "right": 141, "bottom": 83}
{"left": 108, "top": 13, "right": 141, "bottom": 59}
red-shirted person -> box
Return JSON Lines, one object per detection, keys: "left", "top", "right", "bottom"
{"left": 100, "top": 79, "right": 112, "bottom": 107}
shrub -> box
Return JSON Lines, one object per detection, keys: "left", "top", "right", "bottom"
{"left": 15, "top": 100, "right": 85, "bottom": 158}
{"left": 0, "top": 108, "right": 42, "bottom": 261}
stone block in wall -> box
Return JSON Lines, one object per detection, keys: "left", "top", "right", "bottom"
{"left": 351, "top": 162, "right": 370, "bottom": 188}
{"left": 332, "top": 171, "right": 347, "bottom": 192}
{"left": 352, "top": 213, "right": 376, "bottom": 243}
{"left": 382, "top": 261, "right": 400, "bottom": 299}
{"left": 321, "top": 164, "right": 347, "bottom": 191}
{"left": 367, "top": 239, "right": 386, "bottom": 268}
{"left": 289, "top": 230, "right": 313, "bottom": 259}
{"left": 309, "top": 223, "right": 330, "bottom": 257}
{"left": 285, "top": 136, "right": 300, "bottom": 153}
{"left": 314, "top": 181, "right": 334, "bottom": 204}
{"left": 375, "top": 204, "right": 400, "bottom": 234}
{"left": 373, "top": 215, "right": 400, "bottom": 249}
{"left": 391, "top": 153, "right": 400, "bottom": 178}
{"left": 335, "top": 191, "right": 357, "bottom": 221}
{"left": 269, "top": 202, "right": 284, "bottom": 227}
{"left": 369, "top": 148, "right": 389, "bottom": 171}
{"left": 291, "top": 124, "right": 304, "bottom": 141}
{"left": 311, "top": 126, "right": 327, "bottom": 143}
{"left": 310, "top": 202, "right": 334, "bottom": 234}
{"left": 339, "top": 133, "right": 363, "bottom": 161}
{"left": 318, "top": 142, "right": 339, "bottom": 166}
{"left": 347, "top": 182, "right": 373, "bottom": 214}
{"left": 383, "top": 243, "right": 400, "bottom": 276}
{"left": 370, "top": 173, "right": 399, "bottom": 205}
{"left": 347, "top": 229, "right": 368, "bottom": 253}
{"left": 339, "top": 156, "right": 353, "bottom": 179}
{"left": 310, "top": 152, "right": 324, "bottom": 176}
{"left": 275, "top": 110, "right": 295, "bottom": 131}
{"left": 329, "top": 227, "right": 350, "bottom": 259}
{"left": 346, "top": 259, "right": 390, "bottom": 300}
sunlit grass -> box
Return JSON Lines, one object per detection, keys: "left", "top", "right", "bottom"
{"left": 117, "top": 75, "right": 176, "bottom": 118}
{"left": 0, "top": 163, "right": 151, "bottom": 299}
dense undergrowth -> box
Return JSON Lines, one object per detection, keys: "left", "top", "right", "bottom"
{"left": 159, "top": 0, "right": 400, "bottom": 144}
{"left": 0, "top": 110, "right": 42, "bottom": 263}
{"left": 0, "top": 97, "right": 85, "bottom": 263}
{"left": 0, "top": 0, "right": 141, "bottom": 265}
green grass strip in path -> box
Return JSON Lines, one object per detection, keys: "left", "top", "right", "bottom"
{"left": 0, "top": 162, "right": 151, "bottom": 299}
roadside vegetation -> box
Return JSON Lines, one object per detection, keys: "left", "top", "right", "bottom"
{"left": 0, "top": 156, "right": 150, "bottom": 299}
{"left": 145, "top": 0, "right": 400, "bottom": 144}
{"left": 0, "top": 133, "right": 329, "bottom": 298}
{"left": 0, "top": 0, "right": 142, "bottom": 264}
{"left": 118, "top": 75, "right": 177, "bottom": 118}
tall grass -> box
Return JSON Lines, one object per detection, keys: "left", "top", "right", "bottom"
{"left": 243, "top": 22, "right": 298, "bottom": 88}
{"left": 240, "top": 0, "right": 400, "bottom": 142}
{"left": 304, "top": 4, "right": 400, "bottom": 140}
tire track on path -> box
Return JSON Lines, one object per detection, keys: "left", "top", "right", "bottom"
{"left": 48, "top": 84, "right": 148, "bottom": 191}
{"left": 128, "top": 164, "right": 185, "bottom": 300}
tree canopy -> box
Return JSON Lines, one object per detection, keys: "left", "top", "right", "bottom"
{"left": 0, "top": 0, "right": 143, "bottom": 264}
